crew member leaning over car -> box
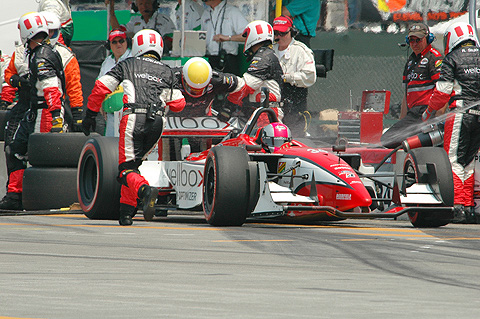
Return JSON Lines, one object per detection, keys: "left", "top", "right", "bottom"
{"left": 381, "top": 23, "right": 443, "bottom": 149}
{"left": 227, "top": 20, "right": 283, "bottom": 125}
{"left": 82, "top": 29, "right": 186, "bottom": 226}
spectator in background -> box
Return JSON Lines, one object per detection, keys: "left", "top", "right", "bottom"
{"left": 201, "top": 0, "right": 248, "bottom": 76}
{"left": 38, "top": 0, "right": 74, "bottom": 46}
{"left": 282, "top": 0, "right": 321, "bottom": 48}
{"left": 381, "top": 23, "right": 443, "bottom": 149}
{"left": 273, "top": 16, "right": 316, "bottom": 138}
{"left": 98, "top": 29, "right": 132, "bottom": 137}
{"left": 175, "top": 0, "right": 204, "bottom": 31}
{"left": 107, "top": 0, "right": 176, "bottom": 53}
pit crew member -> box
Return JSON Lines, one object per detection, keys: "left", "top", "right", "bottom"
{"left": 381, "top": 23, "right": 443, "bottom": 149}
{"left": 0, "top": 12, "right": 65, "bottom": 210}
{"left": 82, "top": 29, "right": 186, "bottom": 226}
{"left": 422, "top": 22, "right": 480, "bottom": 223}
{"left": 227, "top": 20, "right": 284, "bottom": 125}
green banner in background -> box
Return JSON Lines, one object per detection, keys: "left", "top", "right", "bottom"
{"left": 71, "top": 10, "right": 132, "bottom": 41}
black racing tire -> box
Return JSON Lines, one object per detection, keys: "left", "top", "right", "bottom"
{"left": 28, "top": 133, "right": 98, "bottom": 167}
{"left": 404, "top": 147, "right": 454, "bottom": 228}
{"left": 203, "top": 146, "right": 251, "bottom": 226}
{"left": 77, "top": 136, "right": 120, "bottom": 220}
{"left": 0, "top": 110, "right": 8, "bottom": 142}
{"left": 22, "top": 167, "right": 78, "bottom": 210}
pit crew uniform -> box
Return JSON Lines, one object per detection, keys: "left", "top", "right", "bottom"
{"left": 381, "top": 44, "right": 443, "bottom": 148}
{"left": 274, "top": 39, "right": 316, "bottom": 137}
{"left": 85, "top": 54, "right": 185, "bottom": 218}
{"left": 175, "top": 0, "right": 204, "bottom": 31}
{"left": 427, "top": 42, "right": 480, "bottom": 218}
{"left": 1, "top": 41, "right": 65, "bottom": 208}
{"left": 227, "top": 44, "right": 283, "bottom": 124}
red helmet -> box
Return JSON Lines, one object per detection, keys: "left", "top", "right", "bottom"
{"left": 261, "top": 123, "right": 292, "bottom": 152}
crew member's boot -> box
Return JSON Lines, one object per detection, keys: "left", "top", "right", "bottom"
{"left": 0, "top": 192, "right": 23, "bottom": 210}
{"left": 452, "top": 204, "right": 466, "bottom": 224}
{"left": 119, "top": 203, "right": 136, "bottom": 226}
{"left": 138, "top": 184, "right": 158, "bottom": 221}
{"left": 464, "top": 206, "right": 476, "bottom": 224}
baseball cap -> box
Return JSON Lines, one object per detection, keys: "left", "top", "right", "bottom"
{"left": 273, "top": 16, "right": 293, "bottom": 33}
{"left": 108, "top": 29, "right": 127, "bottom": 42}
{"left": 408, "top": 23, "right": 429, "bottom": 38}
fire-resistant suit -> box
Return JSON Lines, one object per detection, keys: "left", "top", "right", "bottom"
{"left": 85, "top": 54, "right": 185, "bottom": 220}
{"left": 1, "top": 41, "right": 64, "bottom": 208}
{"left": 227, "top": 44, "right": 283, "bottom": 123}
{"left": 427, "top": 42, "right": 480, "bottom": 211}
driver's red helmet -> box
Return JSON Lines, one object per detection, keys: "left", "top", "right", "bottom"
{"left": 261, "top": 123, "right": 292, "bottom": 152}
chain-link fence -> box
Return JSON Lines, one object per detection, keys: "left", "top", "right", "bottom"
{"left": 308, "top": 55, "right": 406, "bottom": 115}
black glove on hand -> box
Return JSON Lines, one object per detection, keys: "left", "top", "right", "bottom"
{"left": 82, "top": 109, "right": 98, "bottom": 136}
{"left": 0, "top": 100, "right": 10, "bottom": 110}
{"left": 50, "top": 109, "right": 64, "bottom": 133}
{"left": 216, "top": 103, "right": 236, "bottom": 123}
{"left": 9, "top": 74, "right": 30, "bottom": 89}
{"left": 211, "top": 71, "right": 237, "bottom": 91}
{"left": 71, "top": 107, "right": 84, "bottom": 132}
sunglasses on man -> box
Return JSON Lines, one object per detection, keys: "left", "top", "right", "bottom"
{"left": 274, "top": 30, "right": 289, "bottom": 37}
{"left": 111, "top": 39, "right": 126, "bottom": 45}
{"left": 408, "top": 37, "right": 423, "bottom": 44}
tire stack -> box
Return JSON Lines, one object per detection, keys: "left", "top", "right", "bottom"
{"left": 22, "top": 133, "right": 96, "bottom": 210}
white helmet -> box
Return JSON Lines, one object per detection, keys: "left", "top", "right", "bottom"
{"left": 18, "top": 12, "right": 49, "bottom": 45}
{"left": 443, "top": 21, "right": 479, "bottom": 55}
{"left": 131, "top": 29, "right": 164, "bottom": 58}
{"left": 243, "top": 20, "right": 274, "bottom": 53}
{"left": 182, "top": 57, "right": 212, "bottom": 97}
{"left": 40, "top": 11, "right": 61, "bottom": 45}
{"left": 261, "top": 123, "right": 292, "bottom": 152}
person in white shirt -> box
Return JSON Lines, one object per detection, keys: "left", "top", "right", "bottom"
{"left": 98, "top": 29, "right": 132, "bottom": 137}
{"left": 273, "top": 15, "right": 316, "bottom": 137}
{"left": 106, "top": 0, "right": 176, "bottom": 53}
{"left": 175, "top": 0, "right": 204, "bottom": 31}
{"left": 200, "top": 0, "right": 248, "bottom": 75}
{"left": 38, "top": 0, "right": 74, "bottom": 46}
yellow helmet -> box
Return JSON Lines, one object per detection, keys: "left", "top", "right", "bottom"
{"left": 182, "top": 57, "right": 212, "bottom": 97}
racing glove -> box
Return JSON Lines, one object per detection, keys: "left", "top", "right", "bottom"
{"left": 0, "top": 100, "right": 10, "bottom": 110}
{"left": 50, "top": 110, "right": 64, "bottom": 133}
{"left": 216, "top": 103, "right": 236, "bottom": 123}
{"left": 421, "top": 107, "right": 435, "bottom": 122}
{"left": 71, "top": 107, "right": 84, "bottom": 132}
{"left": 211, "top": 71, "right": 238, "bottom": 92}
{"left": 9, "top": 74, "right": 30, "bottom": 89}
{"left": 82, "top": 109, "right": 98, "bottom": 136}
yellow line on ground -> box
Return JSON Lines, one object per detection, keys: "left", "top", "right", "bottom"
{"left": 213, "top": 239, "right": 294, "bottom": 242}
{"left": 346, "top": 232, "right": 434, "bottom": 238}
{"left": 0, "top": 222, "right": 227, "bottom": 231}
{"left": 0, "top": 317, "right": 45, "bottom": 319}
{"left": 250, "top": 223, "right": 425, "bottom": 233}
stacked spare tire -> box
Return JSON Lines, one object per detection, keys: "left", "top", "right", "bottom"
{"left": 23, "top": 133, "right": 96, "bottom": 210}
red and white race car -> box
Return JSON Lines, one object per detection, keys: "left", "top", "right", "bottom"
{"left": 77, "top": 107, "right": 454, "bottom": 227}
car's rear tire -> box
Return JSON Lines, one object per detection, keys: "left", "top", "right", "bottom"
{"left": 77, "top": 136, "right": 120, "bottom": 220}
{"left": 405, "top": 147, "right": 453, "bottom": 228}
{"left": 203, "top": 146, "right": 251, "bottom": 226}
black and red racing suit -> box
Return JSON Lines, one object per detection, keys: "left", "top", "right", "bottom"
{"left": 6, "top": 41, "right": 64, "bottom": 197}
{"left": 428, "top": 43, "right": 480, "bottom": 208}
{"left": 381, "top": 44, "right": 443, "bottom": 148}
{"left": 87, "top": 54, "right": 185, "bottom": 208}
